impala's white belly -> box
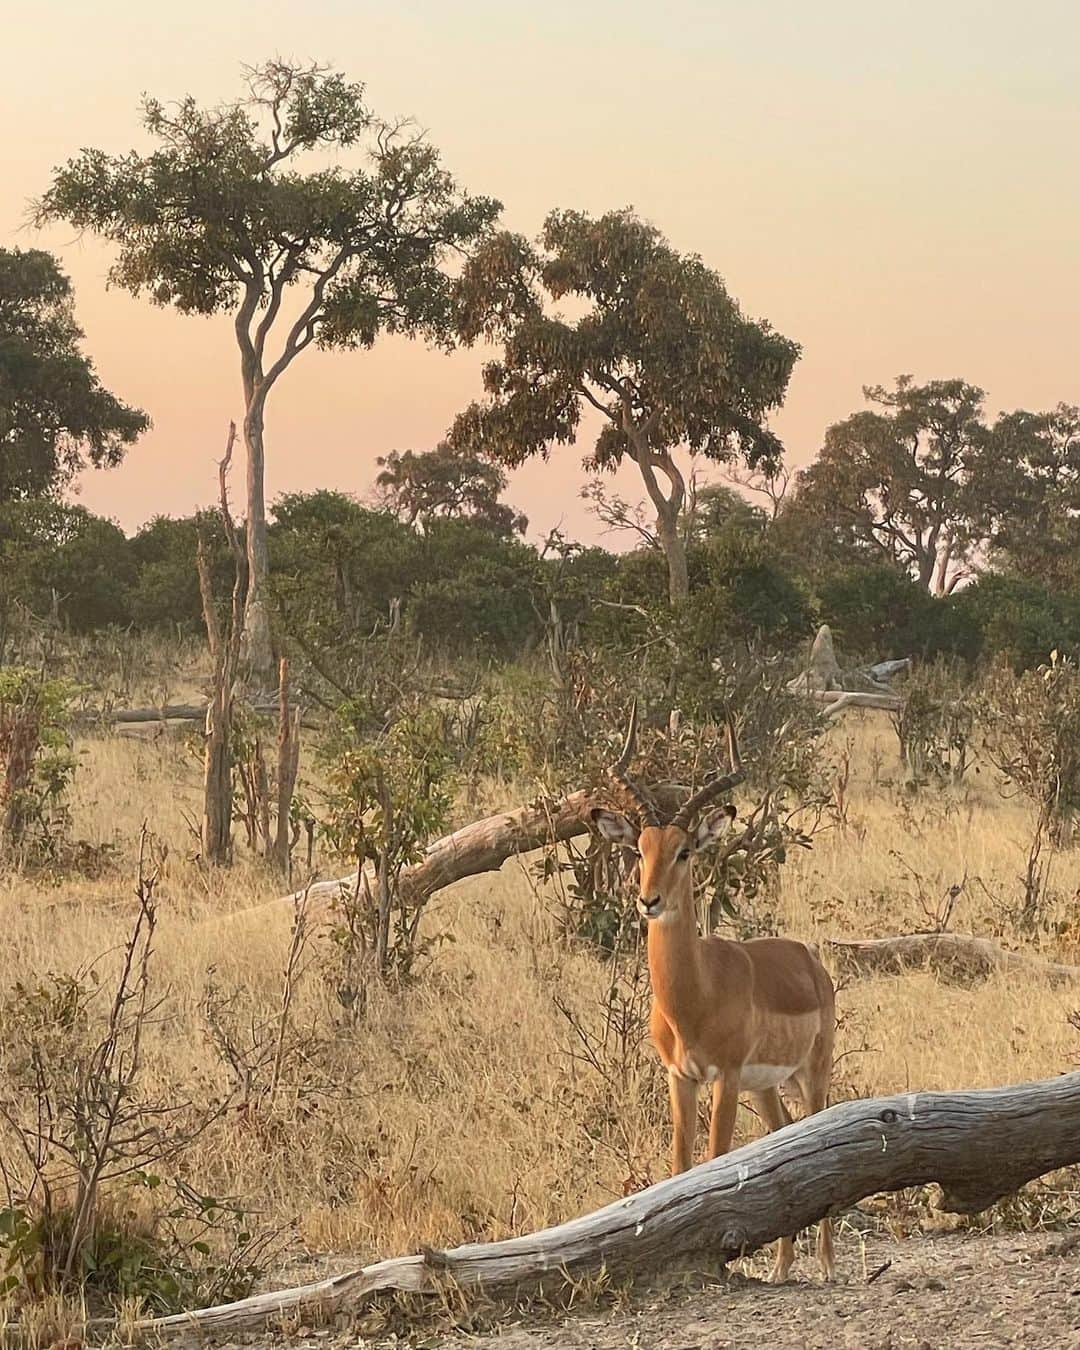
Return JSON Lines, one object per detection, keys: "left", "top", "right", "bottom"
{"left": 739, "top": 1063, "right": 798, "bottom": 1091}
{"left": 675, "top": 1056, "right": 799, "bottom": 1089}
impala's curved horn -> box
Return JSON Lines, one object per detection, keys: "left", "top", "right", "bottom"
{"left": 671, "top": 707, "right": 745, "bottom": 831}
{"left": 609, "top": 700, "right": 662, "bottom": 828}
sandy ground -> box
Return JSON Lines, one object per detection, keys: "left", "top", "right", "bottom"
{"left": 286, "top": 1230, "right": 1080, "bottom": 1350}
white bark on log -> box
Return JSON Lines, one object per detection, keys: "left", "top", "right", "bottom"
{"left": 129, "top": 1071, "right": 1080, "bottom": 1337}
{"left": 867, "top": 658, "right": 912, "bottom": 682}
{"left": 803, "top": 689, "right": 901, "bottom": 711}
{"left": 788, "top": 623, "right": 843, "bottom": 692}
{"left": 786, "top": 626, "right": 909, "bottom": 706}
{"left": 828, "top": 933, "right": 1080, "bottom": 986}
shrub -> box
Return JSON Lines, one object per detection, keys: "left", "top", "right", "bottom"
{"left": 0, "top": 667, "right": 76, "bottom": 861}
{"left": 0, "top": 501, "right": 135, "bottom": 631}
{"left": 320, "top": 705, "right": 457, "bottom": 986}
{"left": 814, "top": 562, "right": 935, "bottom": 659}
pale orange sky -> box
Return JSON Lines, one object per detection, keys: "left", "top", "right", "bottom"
{"left": 5, "top": 2, "right": 1079, "bottom": 544}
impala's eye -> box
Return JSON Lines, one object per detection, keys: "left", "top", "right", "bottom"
{"left": 676, "top": 847, "right": 691, "bottom": 863}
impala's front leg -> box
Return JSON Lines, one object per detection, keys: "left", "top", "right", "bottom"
{"left": 667, "top": 1069, "right": 699, "bottom": 1174}
{"left": 708, "top": 1070, "right": 740, "bottom": 1158}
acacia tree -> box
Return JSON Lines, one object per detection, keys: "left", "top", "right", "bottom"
{"left": 0, "top": 248, "right": 147, "bottom": 502}
{"left": 787, "top": 377, "right": 1001, "bottom": 595}
{"left": 448, "top": 209, "right": 798, "bottom": 605}
{"left": 37, "top": 61, "right": 500, "bottom": 685}
{"left": 375, "top": 443, "right": 527, "bottom": 537}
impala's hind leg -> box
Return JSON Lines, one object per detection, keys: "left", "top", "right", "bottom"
{"left": 751, "top": 1088, "right": 796, "bottom": 1283}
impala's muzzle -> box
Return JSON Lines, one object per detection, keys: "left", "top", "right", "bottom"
{"left": 638, "top": 894, "right": 664, "bottom": 920}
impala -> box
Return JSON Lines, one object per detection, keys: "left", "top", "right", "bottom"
{"left": 590, "top": 704, "right": 836, "bottom": 1282}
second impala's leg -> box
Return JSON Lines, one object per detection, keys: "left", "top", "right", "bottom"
{"left": 752, "top": 1088, "right": 797, "bottom": 1283}
{"left": 707, "top": 1069, "right": 741, "bottom": 1159}
{"left": 668, "top": 1070, "right": 699, "bottom": 1174}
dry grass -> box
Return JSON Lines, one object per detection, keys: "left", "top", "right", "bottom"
{"left": 1, "top": 711, "right": 1077, "bottom": 1292}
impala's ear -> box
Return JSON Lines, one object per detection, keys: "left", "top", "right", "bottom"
{"left": 590, "top": 807, "right": 638, "bottom": 846}
{"left": 693, "top": 803, "right": 737, "bottom": 852}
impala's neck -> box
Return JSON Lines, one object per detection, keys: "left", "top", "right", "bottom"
{"left": 646, "top": 877, "right": 707, "bottom": 1031}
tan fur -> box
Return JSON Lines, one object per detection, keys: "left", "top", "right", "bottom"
{"left": 637, "top": 823, "right": 836, "bottom": 1282}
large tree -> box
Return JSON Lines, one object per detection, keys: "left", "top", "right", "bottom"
{"left": 448, "top": 209, "right": 798, "bottom": 604}
{"left": 37, "top": 60, "right": 500, "bottom": 685}
{"left": 787, "top": 377, "right": 1002, "bottom": 596}
{"left": 375, "top": 443, "right": 527, "bottom": 537}
{"left": 982, "top": 404, "right": 1080, "bottom": 591}
{"left": 0, "top": 248, "right": 147, "bottom": 502}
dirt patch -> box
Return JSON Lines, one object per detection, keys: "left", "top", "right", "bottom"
{"left": 329, "top": 1230, "right": 1079, "bottom": 1349}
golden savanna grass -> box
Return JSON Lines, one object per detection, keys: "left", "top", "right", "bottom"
{"left": 1, "top": 702, "right": 1077, "bottom": 1283}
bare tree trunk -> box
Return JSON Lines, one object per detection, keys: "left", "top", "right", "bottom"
{"left": 201, "top": 688, "right": 232, "bottom": 866}
{"left": 656, "top": 508, "right": 690, "bottom": 605}
{"left": 624, "top": 412, "right": 689, "bottom": 607}
{"left": 272, "top": 658, "right": 301, "bottom": 879}
{"left": 199, "top": 424, "right": 247, "bottom": 868}
{"left": 240, "top": 399, "right": 275, "bottom": 690}
{"left": 128, "top": 1070, "right": 1080, "bottom": 1337}
{"left": 0, "top": 689, "right": 40, "bottom": 852}
{"left": 374, "top": 774, "right": 394, "bottom": 976}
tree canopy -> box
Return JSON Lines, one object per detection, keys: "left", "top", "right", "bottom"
{"left": 449, "top": 208, "right": 798, "bottom": 603}
{"left": 785, "top": 377, "right": 1017, "bottom": 595}
{"left": 375, "top": 443, "right": 527, "bottom": 537}
{"left": 982, "top": 404, "right": 1080, "bottom": 591}
{"left": 0, "top": 248, "right": 148, "bottom": 502}
{"left": 36, "top": 59, "right": 501, "bottom": 682}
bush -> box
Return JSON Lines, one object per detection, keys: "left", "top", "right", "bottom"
{"left": 0, "top": 501, "right": 135, "bottom": 631}
{"left": 939, "top": 575, "right": 1080, "bottom": 670}
{"left": 814, "top": 562, "right": 935, "bottom": 659}
{"left": 321, "top": 704, "right": 457, "bottom": 985}
{"left": 689, "top": 533, "right": 816, "bottom": 651}
{"left": 129, "top": 512, "right": 234, "bottom": 630}
{"left": 0, "top": 667, "right": 76, "bottom": 861}
{"left": 408, "top": 521, "right": 540, "bottom": 657}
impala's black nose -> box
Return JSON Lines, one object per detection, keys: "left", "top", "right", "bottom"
{"left": 638, "top": 895, "right": 663, "bottom": 919}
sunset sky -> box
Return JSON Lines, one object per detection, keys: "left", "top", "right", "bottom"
{"left": 5, "top": 2, "right": 1079, "bottom": 545}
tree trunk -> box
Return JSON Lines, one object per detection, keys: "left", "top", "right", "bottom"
{"left": 624, "top": 416, "right": 688, "bottom": 607}
{"left": 128, "top": 1070, "right": 1080, "bottom": 1337}
{"left": 917, "top": 546, "right": 937, "bottom": 594}
{"left": 272, "top": 659, "right": 301, "bottom": 879}
{"left": 198, "top": 423, "right": 246, "bottom": 868}
{"left": 656, "top": 510, "right": 690, "bottom": 605}
{"left": 240, "top": 401, "right": 275, "bottom": 690}
{"left": 201, "top": 697, "right": 232, "bottom": 866}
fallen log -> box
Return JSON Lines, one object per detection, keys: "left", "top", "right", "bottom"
{"left": 828, "top": 933, "right": 1080, "bottom": 986}
{"left": 224, "top": 789, "right": 599, "bottom": 921}
{"left": 222, "top": 779, "right": 702, "bottom": 924}
{"left": 91, "top": 702, "right": 284, "bottom": 724}
{"left": 93, "top": 703, "right": 209, "bottom": 724}
{"left": 867, "top": 658, "right": 912, "bottom": 682}
{"left": 128, "top": 1070, "right": 1080, "bottom": 1337}
{"left": 786, "top": 625, "right": 908, "bottom": 711}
